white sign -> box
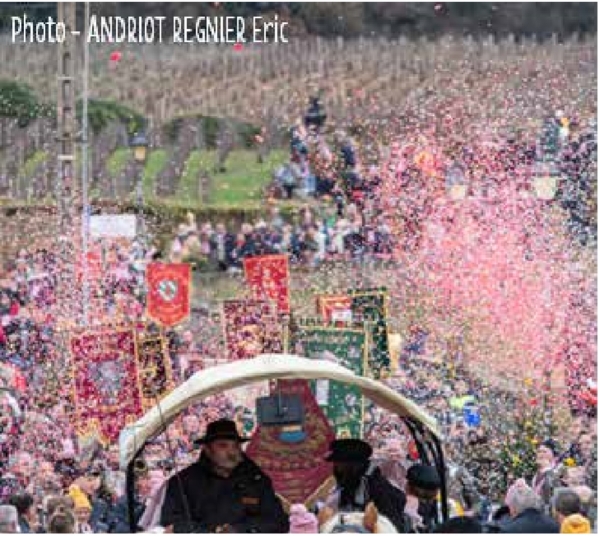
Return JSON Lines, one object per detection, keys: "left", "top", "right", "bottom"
{"left": 331, "top": 310, "right": 353, "bottom": 323}
{"left": 90, "top": 214, "right": 137, "bottom": 238}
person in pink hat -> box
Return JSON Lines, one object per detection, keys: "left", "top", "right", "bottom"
{"left": 289, "top": 504, "right": 318, "bottom": 533}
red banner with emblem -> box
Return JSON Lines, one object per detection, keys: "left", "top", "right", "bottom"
{"left": 316, "top": 294, "right": 353, "bottom": 324}
{"left": 146, "top": 263, "right": 191, "bottom": 327}
{"left": 70, "top": 328, "right": 143, "bottom": 444}
{"left": 246, "top": 380, "right": 336, "bottom": 508}
{"left": 243, "top": 255, "right": 290, "bottom": 313}
{"left": 223, "top": 299, "right": 283, "bottom": 361}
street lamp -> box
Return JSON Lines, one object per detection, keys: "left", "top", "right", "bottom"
{"left": 446, "top": 162, "right": 468, "bottom": 201}
{"left": 532, "top": 161, "right": 560, "bottom": 201}
{"left": 130, "top": 132, "right": 149, "bottom": 165}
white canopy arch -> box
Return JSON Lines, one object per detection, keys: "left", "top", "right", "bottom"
{"left": 120, "top": 354, "right": 441, "bottom": 469}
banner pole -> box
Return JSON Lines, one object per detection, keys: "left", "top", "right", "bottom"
{"left": 283, "top": 315, "right": 290, "bottom": 354}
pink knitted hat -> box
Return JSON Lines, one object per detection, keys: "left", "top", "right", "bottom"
{"left": 289, "top": 504, "right": 319, "bottom": 534}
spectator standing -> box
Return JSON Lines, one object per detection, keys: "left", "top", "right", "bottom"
{"left": 0, "top": 504, "right": 19, "bottom": 533}
{"left": 501, "top": 479, "right": 559, "bottom": 533}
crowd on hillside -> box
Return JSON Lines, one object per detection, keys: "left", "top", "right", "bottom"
{"left": 168, "top": 108, "right": 596, "bottom": 276}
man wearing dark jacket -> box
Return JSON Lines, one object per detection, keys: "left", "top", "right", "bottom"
{"left": 500, "top": 479, "right": 559, "bottom": 533}
{"left": 323, "top": 439, "right": 407, "bottom": 532}
{"left": 160, "top": 419, "right": 288, "bottom": 533}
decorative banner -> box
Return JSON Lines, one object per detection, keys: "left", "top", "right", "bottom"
{"left": 316, "top": 294, "right": 353, "bottom": 324}
{"left": 293, "top": 321, "right": 368, "bottom": 438}
{"left": 223, "top": 299, "right": 282, "bottom": 361}
{"left": 146, "top": 263, "right": 191, "bottom": 327}
{"left": 243, "top": 255, "right": 290, "bottom": 313}
{"left": 349, "top": 287, "right": 391, "bottom": 378}
{"left": 135, "top": 333, "right": 173, "bottom": 411}
{"left": 229, "top": 383, "right": 270, "bottom": 437}
{"left": 246, "top": 380, "right": 336, "bottom": 508}
{"left": 70, "top": 328, "right": 143, "bottom": 444}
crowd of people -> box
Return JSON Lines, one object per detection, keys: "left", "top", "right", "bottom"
{"left": 168, "top": 203, "right": 394, "bottom": 272}
{"left": 0, "top": 43, "right": 597, "bottom": 535}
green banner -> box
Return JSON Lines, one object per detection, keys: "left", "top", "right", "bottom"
{"left": 293, "top": 321, "right": 367, "bottom": 439}
{"left": 348, "top": 287, "right": 391, "bottom": 378}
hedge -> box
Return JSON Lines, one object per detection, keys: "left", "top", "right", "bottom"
{"left": 0, "top": 80, "right": 53, "bottom": 127}
{"left": 162, "top": 114, "right": 262, "bottom": 149}
{"left": 78, "top": 99, "right": 146, "bottom": 136}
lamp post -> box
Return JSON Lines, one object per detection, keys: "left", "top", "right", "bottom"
{"left": 80, "top": 1, "right": 90, "bottom": 326}
{"left": 532, "top": 162, "right": 558, "bottom": 437}
{"left": 130, "top": 131, "right": 149, "bottom": 302}
{"left": 130, "top": 131, "right": 148, "bottom": 221}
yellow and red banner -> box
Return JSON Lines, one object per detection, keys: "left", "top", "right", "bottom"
{"left": 223, "top": 299, "right": 283, "bottom": 361}
{"left": 70, "top": 328, "right": 143, "bottom": 444}
{"left": 243, "top": 255, "right": 290, "bottom": 313}
{"left": 146, "top": 263, "right": 191, "bottom": 327}
{"left": 136, "top": 333, "right": 174, "bottom": 410}
{"left": 316, "top": 294, "right": 353, "bottom": 324}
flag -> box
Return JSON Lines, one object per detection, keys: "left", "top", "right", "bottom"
{"left": 146, "top": 263, "right": 191, "bottom": 327}
{"left": 243, "top": 255, "right": 290, "bottom": 313}
{"left": 316, "top": 294, "right": 353, "bottom": 324}
{"left": 76, "top": 250, "right": 103, "bottom": 289}
{"left": 246, "top": 380, "right": 336, "bottom": 508}
{"left": 70, "top": 328, "right": 143, "bottom": 444}
{"left": 222, "top": 299, "right": 282, "bottom": 361}
{"left": 0, "top": 362, "right": 26, "bottom": 392}
{"left": 292, "top": 320, "right": 368, "bottom": 438}
{"left": 349, "top": 287, "right": 391, "bottom": 378}
{"left": 136, "top": 333, "right": 173, "bottom": 410}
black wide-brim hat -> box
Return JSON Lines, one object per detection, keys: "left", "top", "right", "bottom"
{"left": 325, "top": 439, "right": 373, "bottom": 463}
{"left": 195, "top": 418, "right": 250, "bottom": 445}
{"left": 406, "top": 464, "right": 441, "bottom": 491}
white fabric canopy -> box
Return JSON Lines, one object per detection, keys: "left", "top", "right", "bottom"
{"left": 120, "top": 354, "right": 440, "bottom": 469}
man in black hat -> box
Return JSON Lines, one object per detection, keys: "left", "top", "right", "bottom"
{"left": 160, "top": 419, "right": 288, "bottom": 533}
{"left": 323, "top": 438, "right": 407, "bottom": 531}
{"left": 406, "top": 463, "right": 443, "bottom": 532}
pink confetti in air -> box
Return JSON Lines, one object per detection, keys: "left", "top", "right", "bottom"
{"left": 233, "top": 43, "right": 244, "bottom": 51}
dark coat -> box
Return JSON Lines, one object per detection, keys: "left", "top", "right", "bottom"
{"left": 499, "top": 508, "right": 559, "bottom": 534}
{"left": 89, "top": 496, "right": 113, "bottom": 533}
{"left": 109, "top": 494, "right": 145, "bottom": 533}
{"left": 160, "top": 454, "right": 289, "bottom": 533}
{"left": 18, "top": 516, "right": 31, "bottom": 534}
{"left": 338, "top": 466, "right": 407, "bottom": 532}
{"left": 366, "top": 468, "right": 407, "bottom": 532}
